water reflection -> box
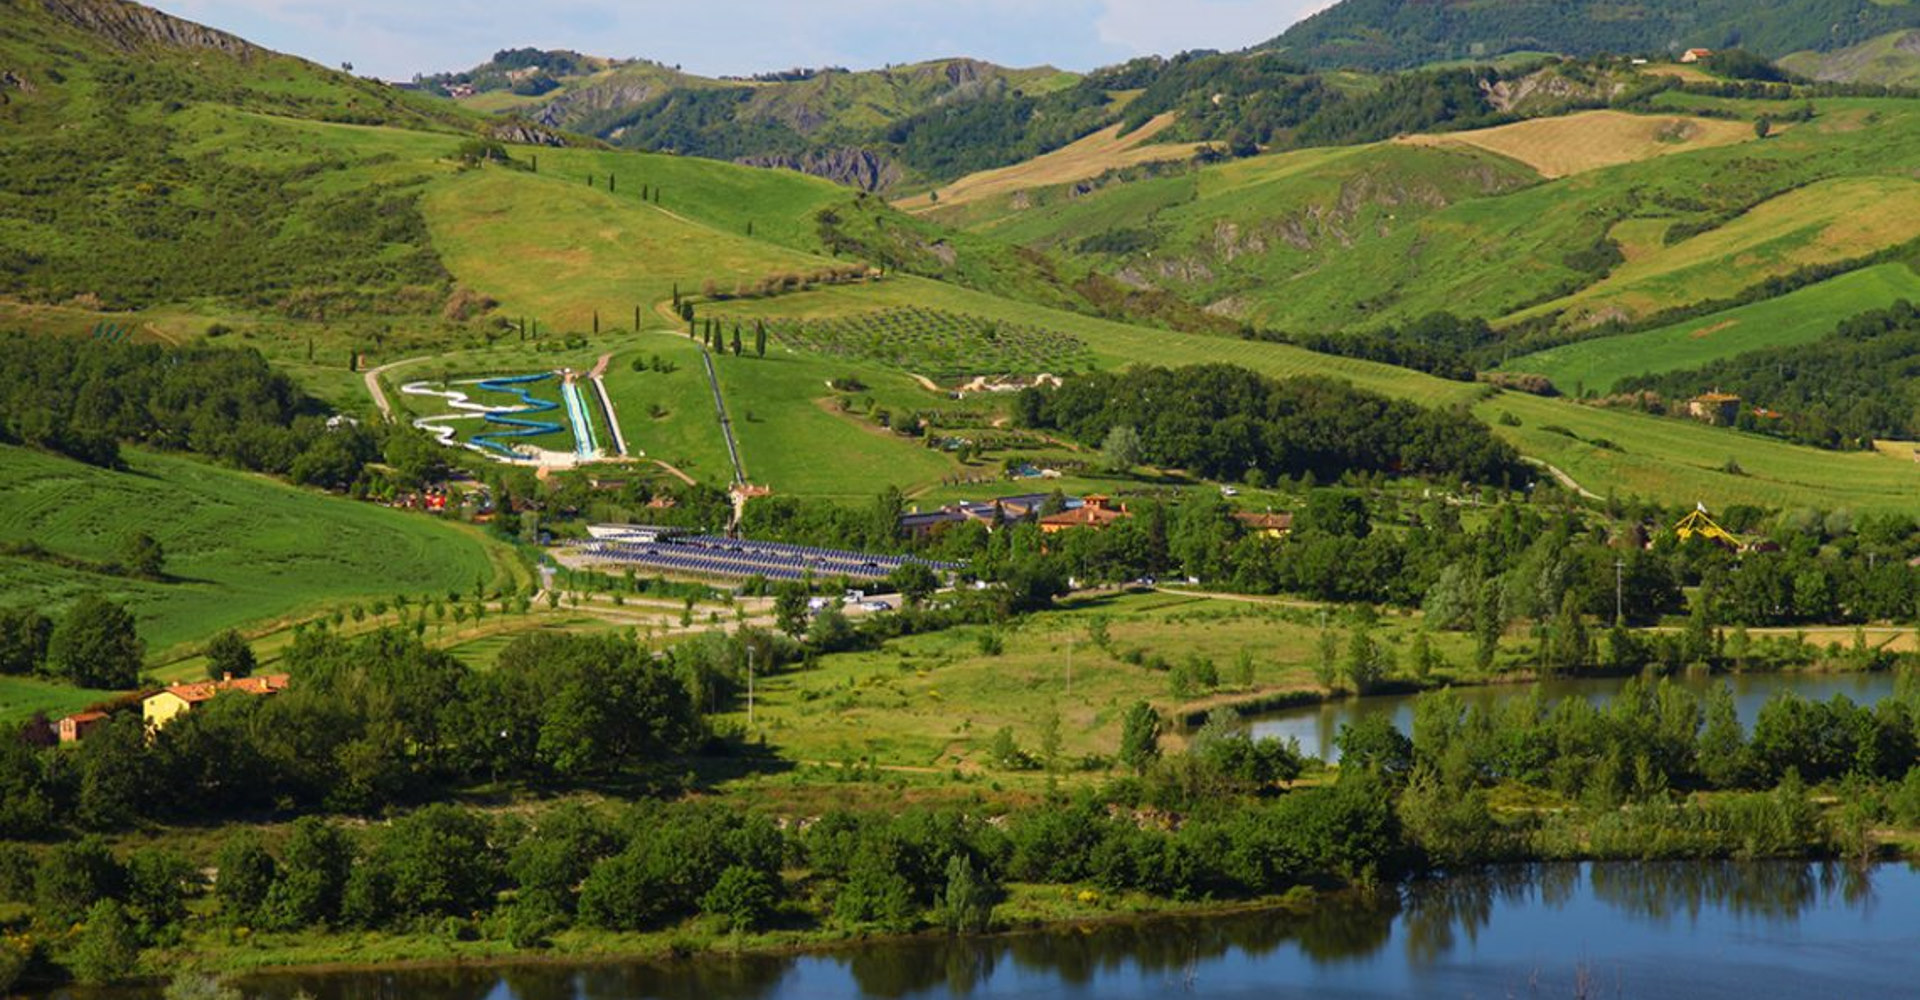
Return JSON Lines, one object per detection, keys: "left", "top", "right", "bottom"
{"left": 43, "top": 862, "right": 1920, "bottom": 1000}
{"left": 1249, "top": 671, "right": 1900, "bottom": 761}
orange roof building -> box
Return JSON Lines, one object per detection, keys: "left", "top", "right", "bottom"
{"left": 1039, "top": 495, "right": 1131, "bottom": 533}
{"left": 143, "top": 674, "right": 290, "bottom": 731}
{"left": 58, "top": 711, "right": 110, "bottom": 744}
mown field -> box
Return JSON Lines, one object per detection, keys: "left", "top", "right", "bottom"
{"left": 727, "top": 590, "right": 1478, "bottom": 769}
{"left": 1481, "top": 392, "right": 1920, "bottom": 512}
{"left": 1502, "top": 262, "right": 1920, "bottom": 394}
{"left": 896, "top": 112, "right": 1206, "bottom": 214}
{"left": 0, "top": 445, "right": 511, "bottom": 658}
{"left": 1398, "top": 109, "right": 1756, "bottom": 179}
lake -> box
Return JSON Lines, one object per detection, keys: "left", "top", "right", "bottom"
{"left": 1248, "top": 670, "right": 1900, "bottom": 762}
{"left": 42, "top": 860, "right": 1915, "bottom": 1000}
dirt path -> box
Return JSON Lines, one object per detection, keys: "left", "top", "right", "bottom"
{"left": 652, "top": 459, "right": 697, "bottom": 486}
{"left": 363, "top": 356, "right": 430, "bottom": 422}
{"left": 907, "top": 372, "right": 941, "bottom": 392}
{"left": 1523, "top": 457, "right": 1601, "bottom": 500}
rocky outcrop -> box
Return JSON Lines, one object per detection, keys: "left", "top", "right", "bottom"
{"left": 489, "top": 120, "right": 569, "bottom": 147}
{"left": 39, "top": 0, "right": 263, "bottom": 58}
{"left": 737, "top": 147, "right": 905, "bottom": 191}
{"left": 533, "top": 76, "right": 686, "bottom": 129}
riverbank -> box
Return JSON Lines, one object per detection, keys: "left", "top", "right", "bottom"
{"left": 131, "top": 882, "right": 1333, "bottom": 984}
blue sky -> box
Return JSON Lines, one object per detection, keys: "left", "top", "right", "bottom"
{"left": 153, "top": 0, "right": 1336, "bottom": 81}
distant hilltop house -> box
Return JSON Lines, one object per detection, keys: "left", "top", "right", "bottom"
{"left": 1233, "top": 511, "right": 1295, "bottom": 538}
{"left": 1039, "top": 495, "right": 1130, "bottom": 533}
{"left": 1680, "top": 48, "right": 1714, "bottom": 64}
{"left": 143, "top": 674, "right": 290, "bottom": 731}
{"left": 1687, "top": 392, "right": 1742, "bottom": 426}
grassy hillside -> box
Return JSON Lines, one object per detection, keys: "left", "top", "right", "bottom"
{"left": 0, "top": 444, "right": 510, "bottom": 656}
{"left": 894, "top": 113, "right": 1206, "bottom": 214}
{"left": 1398, "top": 110, "right": 1756, "bottom": 179}
{"left": 1502, "top": 263, "right": 1920, "bottom": 394}
{"left": 1781, "top": 30, "right": 1920, "bottom": 86}
{"left": 1266, "top": 0, "right": 1920, "bottom": 69}
{"left": 1481, "top": 392, "right": 1920, "bottom": 513}
{"left": 976, "top": 96, "right": 1920, "bottom": 335}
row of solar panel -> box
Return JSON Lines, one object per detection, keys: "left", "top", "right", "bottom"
{"left": 586, "top": 543, "right": 897, "bottom": 582}
{"left": 680, "top": 535, "right": 964, "bottom": 572}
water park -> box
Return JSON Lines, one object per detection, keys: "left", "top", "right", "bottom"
{"left": 404, "top": 366, "right": 628, "bottom": 468}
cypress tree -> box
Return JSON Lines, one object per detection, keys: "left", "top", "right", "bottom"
{"left": 642, "top": 183, "right": 649, "bottom": 200}
{"left": 688, "top": 318, "right": 696, "bottom": 338}
{"left": 531, "top": 154, "right": 538, "bottom": 173}
{"left": 634, "top": 306, "right": 641, "bottom": 332}
{"left": 747, "top": 220, "right": 754, "bottom": 237}
{"left": 731, "top": 325, "right": 742, "bottom": 356}
{"left": 755, "top": 320, "right": 766, "bottom": 357}
{"left": 609, "top": 175, "right": 616, "bottom": 193}
{"left": 672, "top": 282, "right": 680, "bottom": 306}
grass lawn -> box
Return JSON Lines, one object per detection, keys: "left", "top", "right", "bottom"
{"left": 0, "top": 444, "right": 513, "bottom": 660}
{"left": 725, "top": 591, "right": 1476, "bottom": 770}
{"left": 1501, "top": 262, "right": 1920, "bottom": 394}
{"left": 0, "top": 674, "right": 121, "bottom": 724}
{"left": 1482, "top": 391, "right": 1920, "bottom": 511}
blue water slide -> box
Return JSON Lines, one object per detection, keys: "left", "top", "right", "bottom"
{"left": 469, "top": 374, "right": 571, "bottom": 459}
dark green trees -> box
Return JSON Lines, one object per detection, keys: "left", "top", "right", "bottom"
{"left": 46, "top": 594, "right": 142, "bottom": 689}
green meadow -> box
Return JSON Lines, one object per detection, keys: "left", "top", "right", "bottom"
{"left": 0, "top": 445, "right": 512, "bottom": 658}
{"left": 1480, "top": 392, "right": 1920, "bottom": 512}
{"left": 1502, "top": 263, "right": 1920, "bottom": 394}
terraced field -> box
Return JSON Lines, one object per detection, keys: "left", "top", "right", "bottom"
{"left": 760, "top": 307, "right": 1093, "bottom": 379}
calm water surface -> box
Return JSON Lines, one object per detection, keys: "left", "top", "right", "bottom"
{"left": 1249, "top": 670, "right": 1900, "bottom": 761}
{"left": 39, "top": 861, "right": 1920, "bottom": 1000}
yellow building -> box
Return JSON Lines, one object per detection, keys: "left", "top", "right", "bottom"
{"left": 142, "top": 674, "right": 290, "bottom": 731}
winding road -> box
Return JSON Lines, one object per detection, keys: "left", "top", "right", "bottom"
{"left": 363, "top": 356, "right": 429, "bottom": 422}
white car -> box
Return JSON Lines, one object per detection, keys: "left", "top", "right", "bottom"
{"left": 1220, "top": 486, "right": 1239, "bottom": 497}
{"left": 859, "top": 599, "right": 894, "bottom": 612}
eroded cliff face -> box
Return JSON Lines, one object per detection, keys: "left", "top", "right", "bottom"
{"left": 737, "top": 148, "right": 905, "bottom": 192}
{"left": 37, "top": 0, "right": 262, "bottom": 57}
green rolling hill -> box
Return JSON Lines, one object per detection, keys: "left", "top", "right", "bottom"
{"left": 1, "top": 0, "right": 1918, "bottom": 551}
{"left": 1264, "top": 0, "right": 1920, "bottom": 70}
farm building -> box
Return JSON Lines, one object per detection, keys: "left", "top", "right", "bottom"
{"left": 1234, "top": 511, "right": 1295, "bottom": 538}
{"left": 1039, "top": 495, "right": 1130, "bottom": 533}
{"left": 143, "top": 674, "right": 290, "bottom": 731}
{"left": 1680, "top": 48, "right": 1713, "bottom": 64}
{"left": 900, "top": 493, "right": 1076, "bottom": 538}
{"left": 58, "top": 711, "right": 109, "bottom": 743}
{"left": 1687, "top": 392, "right": 1743, "bottom": 426}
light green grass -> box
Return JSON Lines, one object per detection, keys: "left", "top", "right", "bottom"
{"left": 1481, "top": 392, "right": 1920, "bottom": 511}
{"left": 0, "top": 675, "right": 120, "bottom": 725}
{"left": 1502, "top": 263, "right": 1920, "bottom": 393}
{"left": 726, "top": 590, "right": 1474, "bottom": 768}
{"left": 0, "top": 445, "right": 509, "bottom": 658}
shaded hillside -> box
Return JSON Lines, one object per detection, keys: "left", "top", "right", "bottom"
{"left": 1265, "top": 0, "right": 1920, "bottom": 70}
{"left": 1781, "top": 30, "right": 1920, "bottom": 86}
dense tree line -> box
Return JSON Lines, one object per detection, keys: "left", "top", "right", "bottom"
{"left": 1615, "top": 300, "right": 1920, "bottom": 448}
{"left": 1251, "top": 312, "right": 1498, "bottom": 381}
{"left": 1263, "top": 0, "right": 1920, "bottom": 70}
{"left": 15, "top": 665, "right": 1920, "bottom": 985}
{"left": 0, "top": 333, "right": 449, "bottom": 491}
{"left": 0, "top": 630, "right": 705, "bottom": 837}
{"left": 1017, "top": 365, "right": 1526, "bottom": 486}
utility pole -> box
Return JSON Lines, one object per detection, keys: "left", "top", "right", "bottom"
{"left": 1615, "top": 557, "right": 1625, "bottom": 627}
